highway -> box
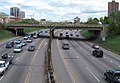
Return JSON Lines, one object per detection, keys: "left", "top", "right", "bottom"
{"left": 52, "top": 30, "right": 120, "bottom": 83}
{"left": 0, "top": 29, "right": 120, "bottom": 83}
{"left": 0, "top": 33, "right": 48, "bottom": 83}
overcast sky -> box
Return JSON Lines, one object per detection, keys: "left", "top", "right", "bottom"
{"left": 0, "top": 0, "right": 120, "bottom": 22}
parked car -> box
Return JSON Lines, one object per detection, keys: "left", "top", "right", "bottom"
{"left": 14, "top": 45, "right": 22, "bottom": 53}
{"left": 92, "top": 44, "right": 99, "bottom": 49}
{"left": 104, "top": 69, "right": 120, "bottom": 83}
{"left": 92, "top": 49, "right": 103, "bottom": 57}
{"left": 28, "top": 45, "right": 35, "bottom": 51}
{"left": 5, "top": 41, "right": 14, "bottom": 48}
{"left": 62, "top": 43, "right": 69, "bottom": 50}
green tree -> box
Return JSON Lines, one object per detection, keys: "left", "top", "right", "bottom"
{"left": 108, "top": 11, "right": 120, "bottom": 35}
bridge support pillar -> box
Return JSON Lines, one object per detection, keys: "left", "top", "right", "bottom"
{"left": 100, "top": 25, "right": 108, "bottom": 38}
{"left": 15, "top": 29, "right": 18, "bottom": 36}
{"left": 15, "top": 29, "right": 24, "bottom": 36}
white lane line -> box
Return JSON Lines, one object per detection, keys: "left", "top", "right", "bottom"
{"left": 16, "top": 57, "right": 19, "bottom": 60}
{"left": 86, "top": 67, "right": 100, "bottom": 82}
{"left": 0, "top": 76, "right": 4, "bottom": 80}
{"left": 119, "top": 66, "right": 120, "bottom": 67}
{"left": 103, "top": 57, "right": 106, "bottom": 58}
{"left": 91, "top": 57, "right": 95, "bottom": 60}
{"left": 110, "top": 61, "right": 113, "bottom": 63}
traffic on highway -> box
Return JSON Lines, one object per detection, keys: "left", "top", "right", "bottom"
{"left": 0, "top": 29, "right": 119, "bottom": 83}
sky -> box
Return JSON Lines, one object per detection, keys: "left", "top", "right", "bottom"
{"left": 0, "top": 0, "right": 120, "bottom": 22}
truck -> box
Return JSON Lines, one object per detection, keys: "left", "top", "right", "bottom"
{"left": 0, "top": 54, "right": 13, "bottom": 75}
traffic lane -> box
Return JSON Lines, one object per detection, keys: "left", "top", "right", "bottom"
{"left": 69, "top": 40, "right": 120, "bottom": 83}
{"left": 85, "top": 41, "right": 120, "bottom": 68}
{"left": 59, "top": 40, "right": 101, "bottom": 83}
{"left": 52, "top": 39, "right": 73, "bottom": 83}
{"left": 24, "top": 39, "right": 47, "bottom": 83}
{"left": 74, "top": 40, "right": 120, "bottom": 69}
{"left": 63, "top": 50, "right": 100, "bottom": 83}
{"left": 0, "top": 38, "right": 46, "bottom": 83}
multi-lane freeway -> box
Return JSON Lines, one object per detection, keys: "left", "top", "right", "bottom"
{"left": 0, "top": 29, "right": 120, "bottom": 83}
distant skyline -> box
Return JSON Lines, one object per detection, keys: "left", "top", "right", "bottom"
{"left": 0, "top": 0, "right": 120, "bottom": 22}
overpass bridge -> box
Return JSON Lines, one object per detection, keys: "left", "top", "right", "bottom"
{"left": 7, "top": 23, "right": 107, "bottom": 38}
{"left": 7, "top": 23, "right": 103, "bottom": 30}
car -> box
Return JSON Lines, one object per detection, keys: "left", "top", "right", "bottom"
{"left": 104, "top": 69, "right": 120, "bottom": 83}
{"left": 14, "top": 39, "right": 21, "bottom": 44}
{"left": 20, "top": 41, "right": 27, "bottom": 46}
{"left": 23, "top": 36, "right": 28, "bottom": 40}
{"left": 1, "top": 54, "right": 13, "bottom": 64}
{"left": 28, "top": 45, "right": 35, "bottom": 51}
{"left": 92, "top": 44, "right": 99, "bottom": 49}
{"left": 66, "top": 35, "right": 69, "bottom": 39}
{"left": 27, "top": 38, "right": 33, "bottom": 43}
{"left": 62, "top": 43, "right": 69, "bottom": 50}
{"left": 92, "top": 49, "right": 103, "bottom": 57}
{"left": 13, "top": 45, "right": 22, "bottom": 53}
{"left": 5, "top": 41, "right": 14, "bottom": 48}
{"left": 33, "top": 35, "right": 38, "bottom": 39}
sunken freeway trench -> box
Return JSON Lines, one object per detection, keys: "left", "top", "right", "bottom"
{"left": 0, "top": 37, "right": 48, "bottom": 83}
{"left": 52, "top": 38, "right": 120, "bottom": 83}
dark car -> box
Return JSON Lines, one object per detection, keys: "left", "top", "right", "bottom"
{"left": 62, "top": 43, "right": 69, "bottom": 50}
{"left": 5, "top": 41, "right": 14, "bottom": 48}
{"left": 92, "top": 49, "right": 103, "bottom": 57}
{"left": 1, "top": 54, "right": 13, "bottom": 64}
{"left": 104, "top": 69, "right": 120, "bottom": 83}
{"left": 28, "top": 45, "right": 35, "bottom": 51}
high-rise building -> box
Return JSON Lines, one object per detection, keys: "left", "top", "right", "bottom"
{"left": 19, "top": 11, "right": 25, "bottom": 18}
{"left": 10, "top": 7, "right": 20, "bottom": 17}
{"left": 74, "top": 16, "right": 80, "bottom": 24}
{"left": 108, "top": 0, "right": 119, "bottom": 16}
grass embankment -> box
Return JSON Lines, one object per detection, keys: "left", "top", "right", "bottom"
{"left": 0, "top": 28, "right": 41, "bottom": 41}
{"left": 0, "top": 30, "right": 14, "bottom": 41}
{"left": 80, "top": 30, "right": 120, "bottom": 55}
{"left": 95, "top": 35, "right": 120, "bottom": 55}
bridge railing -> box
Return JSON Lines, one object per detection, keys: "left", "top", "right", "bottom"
{"left": 7, "top": 23, "right": 103, "bottom": 28}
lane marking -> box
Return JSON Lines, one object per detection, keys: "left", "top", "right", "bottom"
{"left": 86, "top": 67, "right": 100, "bottom": 82}
{"left": 119, "top": 66, "right": 120, "bottom": 67}
{"left": 24, "top": 39, "right": 46, "bottom": 83}
{"left": 16, "top": 57, "right": 19, "bottom": 60}
{"left": 110, "top": 61, "right": 113, "bottom": 63}
{"left": 57, "top": 39, "right": 77, "bottom": 83}
{"left": 0, "top": 76, "right": 4, "bottom": 80}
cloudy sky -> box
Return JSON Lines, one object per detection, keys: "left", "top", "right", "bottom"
{"left": 0, "top": 0, "right": 120, "bottom": 22}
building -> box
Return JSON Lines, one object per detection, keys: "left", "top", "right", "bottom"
{"left": 74, "top": 16, "right": 80, "bottom": 24}
{"left": 0, "top": 12, "right": 8, "bottom": 23}
{"left": 19, "top": 11, "right": 25, "bottom": 18}
{"left": 10, "top": 7, "right": 20, "bottom": 17}
{"left": 108, "top": 0, "right": 119, "bottom": 16}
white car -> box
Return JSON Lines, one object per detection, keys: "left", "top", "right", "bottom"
{"left": 14, "top": 45, "right": 22, "bottom": 53}
{"left": 27, "top": 38, "right": 33, "bottom": 43}
{"left": 0, "top": 61, "right": 9, "bottom": 75}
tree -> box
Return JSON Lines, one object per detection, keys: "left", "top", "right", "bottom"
{"left": 108, "top": 11, "right": 120, "bottom": 35}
